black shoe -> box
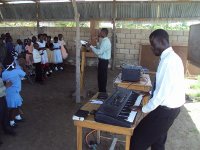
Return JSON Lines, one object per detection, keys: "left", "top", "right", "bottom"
{"left": 0, "top": 140, "right": 3, "bottom": 146}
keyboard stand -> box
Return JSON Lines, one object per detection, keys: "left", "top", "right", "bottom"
{"left": 73, "top": 92, "right": 149, "bottom": 150}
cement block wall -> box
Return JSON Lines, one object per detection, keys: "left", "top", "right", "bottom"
{"left": 0, "top": 27, "right": 189, "bottom": 67}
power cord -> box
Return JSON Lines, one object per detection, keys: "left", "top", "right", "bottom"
{"left": 85, "top": 130, "right": 98, "bottom": 150}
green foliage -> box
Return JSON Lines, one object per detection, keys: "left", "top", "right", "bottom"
{"left": 48, "top": 21, "right": 89, "bottom": 27}
{"left": 0, "top": 21, "right": 90, "bottom": 27}
{"left": 190, "top": 84, "right": 200, "bottom": 89}
{"left": 190, "top": 76, "right": 200, "bottom": 89}
{"left": 189, "top": 92, "right": 200, "bottom": 102}
{"left": 0, "top": 21, "right": 190, "bottom": 30}
{"left": 116, "top": 21, "right": 189, "bottom": 31}
{"left": 188, "top": 75, "right": 200, "bottom": 102}
{"left": 0, "top": 21, "right": 36, "bottom": 27}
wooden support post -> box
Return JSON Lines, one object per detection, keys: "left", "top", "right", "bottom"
{"left": 72, "top": 0, "right": 81, "bottom": 103}
{"left": 0, "top": 5, "right": 3, "bottom": 21}
{"left": 36, "top": 0, "right": 40, "bottom": 33}
{"left": 90, "top": 20, "right": 99, "bottom": 46}
{"left": 112, "top": 0, "right": 117, "bottom": 70}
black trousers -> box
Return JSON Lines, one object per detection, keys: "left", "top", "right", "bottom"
{"left": 130, "top": 106, "right": 181, "bottom": 150}
{"left": 34, "top": 62, "right": 43, "bottom": 82}
{"left": 0, "top": 97, "right": 10, "bottom": 131}
{"left": 98, "top": 58, "right": 109, "bottom": 92}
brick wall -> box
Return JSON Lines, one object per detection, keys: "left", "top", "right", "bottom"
{"left": 0, "top": 27, "right": 189, "bottom": 67}
{"left": 115, "top": 29, "right": 188, "bottom": 67}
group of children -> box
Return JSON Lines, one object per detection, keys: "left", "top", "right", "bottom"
{"left": 1, "top": 33, "right": 68, "bottom": 83}
{"left": 0, "top": 32, "right": 68, "bottom": 145}
{"left": 32, "top": 33, "right": 68, "bottom": 83}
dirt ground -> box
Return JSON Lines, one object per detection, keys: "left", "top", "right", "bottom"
{"left": 0, "top": 65, "right": 200, "bottom": 150}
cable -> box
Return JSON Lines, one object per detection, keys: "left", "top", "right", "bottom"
{"left": 85, "top": 129, "right": 97, "bottom": 149}
{"left": 125, "top": 82, "right": 134, "bottom": 90}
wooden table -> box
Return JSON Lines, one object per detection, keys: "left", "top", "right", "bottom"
{"left": 114, "top": 73, "right": 152, "bottom": 92}
{"left": 114, "top": 73, "right": 152, "bottom": 105}
{"left": 73, "top": 93, "right": 149, "bottom": 150}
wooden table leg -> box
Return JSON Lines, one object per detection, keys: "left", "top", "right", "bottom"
{"left": 125, "top": 135, "right": 131, "bottom": 150}
{"left": 80, "top": 51, "right": 86, "bottom": 91}
{"left": 77, "top": 126, "right": 82, "bottom": 150}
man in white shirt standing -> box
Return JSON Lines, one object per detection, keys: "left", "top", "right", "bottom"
{"left": 130, "top": 29, "right": 185, "bottom": 150}
{"left": 89, "top": 28, "right": 111, "bottom": 93}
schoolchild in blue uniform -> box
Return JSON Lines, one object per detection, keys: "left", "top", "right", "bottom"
{"left": 0, "top": 63, "right": 16, "bottom": 146}
{"left": 2, "top": 54, "right": 26, "bottom": 127}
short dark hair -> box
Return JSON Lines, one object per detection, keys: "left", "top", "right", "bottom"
{"left": 101, "top": 28, "right": 109, "bottom": 36}
{"left": 149, "top": 29, "right": 169, "bottom": 43}
{"left": 3, "top": 52, "right": 14, "bottom": 69}
{"left": 54, "top": 36, "right": 58, "bottom": 42}
{"left": 33, "top": 43, "right": 39, "bottom": 49}
{"left": 38, "top": 34, "right": 42, "bottom": 39}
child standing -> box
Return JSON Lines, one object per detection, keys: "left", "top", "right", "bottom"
{"left": 58, "top": 34, "right": 68, "bottom": 60}
{"left": 46, "top": 36, "right": 54, "bottom": 73}
{"left": 15, "top": 39, "right": 24, "bottom": 56}
{"left": 25, "top": 39, "right": 33, "bottom": 66}
{"left": 53, "top": 37, "right": 63, "bottom": 71}
{"left": 32, "top": 36, "right": 37, "bottom": 45}
{"left": 2, "top": 54, "right": 26, "bottom": 127}
{"left": 0, "top": 63, "right": 16, "bottom": 145}
{"left": 37, "top": 34, "right": 49, "bottom": 75}
{"left": 33, "top": 43, "right": 43, "bottom": 83}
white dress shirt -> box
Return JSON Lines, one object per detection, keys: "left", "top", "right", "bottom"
{"left": 142, "top": 47, "right": 185, "bottom": 113}
{"left": 90, "top": 37, "right": 111, "bottom": 60}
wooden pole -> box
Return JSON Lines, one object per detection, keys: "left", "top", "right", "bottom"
{"left": 36, "top": 0, "right": 40, "bottom": 33}
{"left": 90, "top": 20, "right": 99, "bottom": 46}
{"left": 0, "top": 1, "right": 5, "bottom": 21}
{"left": 112, "top": 0, "right": 117, "bottom": 70}
{"left": 72, "top": 0, "right": 81, "bottom": 103}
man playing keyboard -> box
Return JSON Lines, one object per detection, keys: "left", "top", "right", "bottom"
{"left": 130, "top": 29, "right": 185, "bottom": 150}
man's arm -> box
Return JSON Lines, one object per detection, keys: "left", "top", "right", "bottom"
{"left": 90, "top": 39, "right": 111, "bottom": 56}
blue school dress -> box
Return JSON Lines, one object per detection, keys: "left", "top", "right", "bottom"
{"left": 53, "top": 43, "right": 63, "bottom": 64}
{"left": 2, "top": 69, "right": 26, "bottom": 108}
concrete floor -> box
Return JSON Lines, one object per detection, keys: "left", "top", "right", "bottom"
{"left": 0, "top": 65, "right": 200, "bottom": 150}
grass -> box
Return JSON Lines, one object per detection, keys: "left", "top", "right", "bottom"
{"left": 190, "top": 84, "right": 200, "bottom": 89}
{"left": 188, "top": 76, "right": 200, "bottom": 102}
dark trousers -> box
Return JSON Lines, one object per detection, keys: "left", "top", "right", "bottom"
{"left": 130, "top": 106, "right": 181, "bottom": 150}
{"left": 34, "top": 62, "right": 43, "bottom": 82}
{"left": 98, "top": 58, "right": 109, "bottom": 92}
{"left": 0, "top": 97, "right": 10, "bottom": 131}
